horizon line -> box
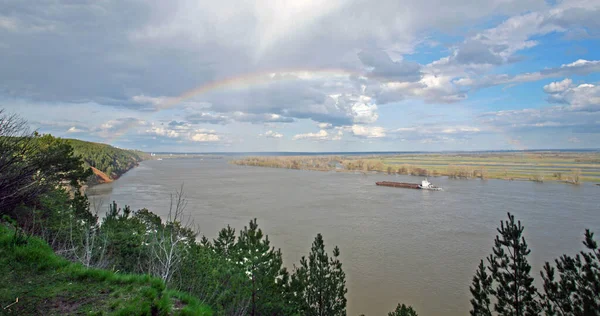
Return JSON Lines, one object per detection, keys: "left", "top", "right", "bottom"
{"left": 145, "top": 148, "right": 600, "bottom": 154}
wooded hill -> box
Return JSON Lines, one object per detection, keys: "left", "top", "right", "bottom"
{"left": 65, "top": 139, "right": 150, "bottom": 182}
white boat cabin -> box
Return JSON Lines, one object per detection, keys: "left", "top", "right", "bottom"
{"left": 421, "top": 179, "right": 431, "bottom": 188}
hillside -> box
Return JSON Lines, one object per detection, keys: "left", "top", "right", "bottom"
{"left": 0, "top": 224, "right": 212, "bottom": 315}
{"left": 65, "top": 139, "right": 150, "bottom": 183}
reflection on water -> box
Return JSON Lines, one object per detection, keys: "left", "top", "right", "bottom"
{"left": 89, "top": 158, "right": 600, "bottom": 316}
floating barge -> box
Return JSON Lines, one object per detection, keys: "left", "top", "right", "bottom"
{"left": 376, "top": 179, "right": 443, "bottom": 191}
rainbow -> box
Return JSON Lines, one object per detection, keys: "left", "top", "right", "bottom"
{"left": 155, "top": 68, "right": 363, "bottom": 111}
{"left": 106, "top": 68, "right": 527, "bottom": 150}
{"left": 106, "top": 68, "right": 362, "bottom": 142}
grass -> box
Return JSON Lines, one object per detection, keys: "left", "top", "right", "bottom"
{"left": 0, "top": 224, "right": 212, "bottom": 316}
{"left": 231, "top": 152, "right": 600, "bottom": 184}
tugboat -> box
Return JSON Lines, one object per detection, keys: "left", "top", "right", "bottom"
{"left": 418, "top": 179, "right": 443, "bottom": 191}
{"left": 376, "top": 178, "right": 443, "bottom": 191}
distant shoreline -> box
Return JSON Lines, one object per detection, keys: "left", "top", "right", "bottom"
{"left": 231, "top": 152, "right": 600, "bottom": 185}
{"left": 147, "top": 149, "right": 600, "bottom": 157}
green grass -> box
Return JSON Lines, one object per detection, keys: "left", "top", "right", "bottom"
{"left": 0, "top": 225, "right": 212, "bottom": 316}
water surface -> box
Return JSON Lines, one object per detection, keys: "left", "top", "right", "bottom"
{"left": 89, "top": 158, "right": 600, "bottom": 315}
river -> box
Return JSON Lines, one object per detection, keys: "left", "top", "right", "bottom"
{"left": 88, "top": 158, "right": 600, "bottom": 316}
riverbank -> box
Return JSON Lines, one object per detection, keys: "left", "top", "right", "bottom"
{"left": 231, "top": 151, "right": 600, "bottom": 184}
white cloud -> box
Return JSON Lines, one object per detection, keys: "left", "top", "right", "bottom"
{"left": 147, "top": 126, "right": 180, "bottom": 138}
{"left": 350, "top": 95, "right": 379, "bottom": 124}
{"left": 261, "top": 130, "right": 283, "bottom": 138}
{"left": 455, "top": 59, "right": 600, "bottom": 90}
{"left": 67, "top": 126, "right": 86, "bottom": 133}
{"left": 375, "top": 74, "right": 467, "bottom": 104}
{"left": 292, "top": 130, "right": 329, "bottom": 141}
{"left": 391, "top": 125, "right": 482, "bottom": 134}
{"left": 440, "top": 126, "right": 481, "bottom": 134}
{"left": 317, "top": 122, "right": 333, "bottom": 129}
{"left": 350, "top": 125, "right": 386, "bottom": 138}
{"left": 145, "top": 124, "right": 222, "bottom": 142}
{"left": 190, "top": 132, "right": 220, "bottom": 142}
{"left": 543, "top": 78, "right": 573, "bottom": 93}
{"left": 544, "top": 79, "right": 600, "bottom": 111}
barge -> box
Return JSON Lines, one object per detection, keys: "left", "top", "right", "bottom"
{"left": 376, "top": 179, "right": 443, "bottom": 191}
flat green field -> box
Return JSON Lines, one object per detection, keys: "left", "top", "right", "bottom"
{"left": 231, "top": 151, "right": 600, "bottom": 184}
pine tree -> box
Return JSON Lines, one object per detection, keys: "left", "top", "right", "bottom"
{"left": 487, "top": 212, "right": 540, "bottom": 316}
{"left": 235, "top": 218, "right": 288, "bottom": 315}
{"left": 213, "top": 225, "right": 236, "bottom": 257}
{"left": 540, "top": 229, "right": 600, "bottom": 315}
{"left": 387, "top": 303, "right": 418, "bottom": 316}
{"left": 470, "top": 260, "right": 493, "bottom": 316}
{"left": 291, "top": 233, "right": 347, "bottom": 316}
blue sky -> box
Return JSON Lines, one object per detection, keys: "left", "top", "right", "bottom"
{"left": 1, "top": 0, "right": 599, "bottom": 152}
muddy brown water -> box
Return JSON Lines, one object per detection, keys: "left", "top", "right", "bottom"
{"left": 88, "top": 158, "right": 600, "bottom": 316}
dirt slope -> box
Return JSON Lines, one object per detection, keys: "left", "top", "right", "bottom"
{"left": 90, "top": 167, "right": 112, "bottom": 183}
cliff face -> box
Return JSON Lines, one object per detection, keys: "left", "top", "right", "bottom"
{"left": 90, "top": 166, "right": 113, "bottom": 183}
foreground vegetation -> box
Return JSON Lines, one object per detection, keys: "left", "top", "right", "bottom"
{"left": 469, "top": 213, "right": 600, "bottom": 315}
{"left": 0, "top": 223, "right": 211, "bottom": 315}
{"left": 232, "top": 152, "right": 600, "bottom": 184}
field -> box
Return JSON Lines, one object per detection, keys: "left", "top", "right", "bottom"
{"left": 231, "top": 151, "right": 600, "bottom": 184}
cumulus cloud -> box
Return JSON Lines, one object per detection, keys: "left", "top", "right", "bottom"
{"left": 456, "top": 59, "right": 600, "bottom": 90}
{"left": 2, "top": 0, "right": 599, "bottom": 150}
{"left": 543, "top": 78, "right": 573, "bottom": 94}
{"left": 317, "top": 122, "right": 333, "bottom": 129}
{"left": 453, "top": 40, "right": 504, "bottom": 65}
{"left": 350, "top": 125, "right": 386, "bottom": 138}
{"left": 190, "top": 130, "right": 220, "bottom": 142}
{"left": 261, "top": 130, "right": 283, "bottom": 138}
{"left": 375, "top": 75, "right": 467, "bottom": 104}
{"left": 543, "top": 79, "right": 600, "bottom": 111}
{"left": 292, "top": 130, "right": 330, "bottom": 141}
{"left": 67, "top": 126, "right": 87, "bottom": 133}
{"left": 147, "top": 126, "right": 181, "bottom": 138}
{"left": 186, "top": 112, "right": 231, "bottom": 125}
{"left": 428, "top": 0, "right": 600, "bottom": 92}
{"left": 0, "top": 0, "right": 558, "bottom": 110}
{"left": 358, "top": 50, "right": 422, "bottom": 82}
{"left": 145, "top": 123, "right": 222, "bottom": 142}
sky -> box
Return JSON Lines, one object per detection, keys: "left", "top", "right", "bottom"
{"left": 1, "top": 0, "right": 599, "bottom": 152}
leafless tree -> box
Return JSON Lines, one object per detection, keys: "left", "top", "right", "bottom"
{"left": 60, "top": 198, "right": 108, "bottom": 268}
{"left": 148, "top": 185, "right": 195, "bottom": 283}
{"left": 0, "top": 109, "right": 41, "bottom": 213}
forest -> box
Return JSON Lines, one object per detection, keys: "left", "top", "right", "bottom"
{"left": 1, "top": 109, "right": 599, "bottom": 315}
{"left": 65, "top": 138, "right": 150, "bottom": 182}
